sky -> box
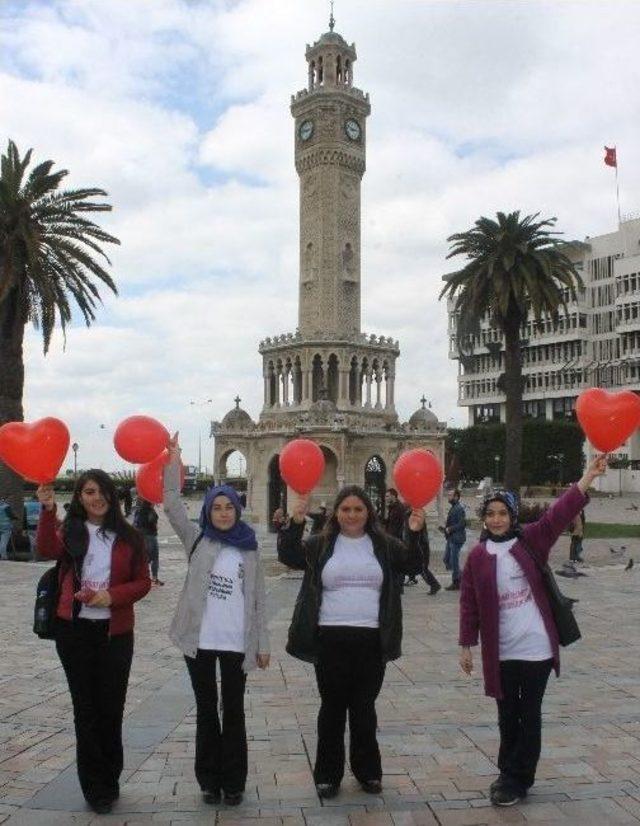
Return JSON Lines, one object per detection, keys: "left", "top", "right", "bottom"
{"left": 1, "top": 0, "right": 639, "bottom": 473}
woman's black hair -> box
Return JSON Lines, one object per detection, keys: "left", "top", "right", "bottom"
{"left": 64, "top": 469, "right": 145, "bottom": 558}
{"left": 321, "top": 484, "right": 385, "bottom": 542}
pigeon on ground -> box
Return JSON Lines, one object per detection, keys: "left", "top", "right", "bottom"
{"left": 626, "top": 502, "right": 639, "bottom": 511}
{"left": 625, "top": 558, "right": 634, "bottom": 571}
{"left": 610, "top": 546, "right": 626, "bottom": 556}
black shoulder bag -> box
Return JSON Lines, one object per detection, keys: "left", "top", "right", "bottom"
{"left": 33, "top": 562, "right": 62, "bottom": 640}
{"left": 520, "top": 537, "right": 581, "bottom": 647}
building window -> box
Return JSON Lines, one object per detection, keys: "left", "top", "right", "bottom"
{"left": 552, "top": 397, "right": 575, "bottom": 420}
{"left": 473, "top": 404, "right": 500, "bottom": 425}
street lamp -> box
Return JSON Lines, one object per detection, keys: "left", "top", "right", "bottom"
{"left": 72, "top": 442, "right": 79, "bottom": 479}
{"left": 189, "top": 399, "right": 213, "bottom": 476}
{"left": 494, "top": 454, "right": 500, "bottom": 484}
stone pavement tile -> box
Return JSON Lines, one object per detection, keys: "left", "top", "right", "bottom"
{"left": 5, "top": 811, "right": 92, "bottom": 825}
{"left": 519, "top": 802, "right": 569, "bottom": 821}
{"left": 389, "top": 810, "right": 439, "bottom": 825}
{"left": 434, "top": 804, "right": 525, "bottom": 824}
{"left": 555, "top": 797, "right": 638, "bottom": 822}
{"left": 349, "top": 812, "right": 394, "bottom": 825}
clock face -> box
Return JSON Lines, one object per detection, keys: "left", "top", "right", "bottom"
{"left": 299, "top": 120, "right": 314, "bottom": 141}
{"left": 345, "top": 118, "right": 361, "bottom": 141}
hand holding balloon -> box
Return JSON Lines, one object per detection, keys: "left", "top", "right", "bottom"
{"left": 37, "top": 484, "right": 56, "bottom": 512}
{"left": 407, "top": 508, "right": 426, "bottom": 532}
{"left": 578, "top": 453, "right": 608, "bottom": 494}
{"left": 291, "top": 494, "right": 310, "bottom": 524}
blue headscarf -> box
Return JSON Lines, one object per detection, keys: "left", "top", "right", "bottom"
{"left": 199, "top": 484, "right": 257, "bottom": 551}
{"left": 480, "top": 489, "right": 521, "bottom": 542}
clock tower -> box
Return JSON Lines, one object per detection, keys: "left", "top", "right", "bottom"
{"left": 212, "top": 17, "right": 446, "bottom": 528}
{"left": 291, "top": 19, "right": 371, "bottom": 338}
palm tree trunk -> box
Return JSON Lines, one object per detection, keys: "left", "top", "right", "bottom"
{"left": 503, "top": 313, "right": 523, "bottom": 494}
{"left": 0, "top": 288, "right": 25, "bottom": 527}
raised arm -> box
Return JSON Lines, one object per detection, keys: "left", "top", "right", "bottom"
{"left": 389, "top": 508, "right": 426, "bottom": 574}
{"left": 277, "top": 495, "right": 309, "bottom": 570}
{"left": 162, "top": 432, "right": 198, "bottom": 556}
{"left": 35, "top": 485, "right": 65, "bottom": 560}
{"left": 523, "top": 454, "right": 607, "bottom": 560}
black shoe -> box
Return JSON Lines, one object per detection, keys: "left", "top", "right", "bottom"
{"left": 224, "top": 791, "right": 243, "bottom": 806}
{"left": 360, "top": 779, "right": 382, "bottom": 794}
{"left": 203, "top": 789, "right": 221, "bottom": 805}
{"left": 316, "top": 783, "right": 340, "bottom": 799}
{"left": 445, "top": 582, "right": 460, "bottom": 591}
{"left": 89, "top": 798, "right": 113, "bottom": 815}
{"left": 490, "top": 784, "right": 522, "bottom": 807}
{"left": 429, "top": 582, "right": 442, "bottom": 595}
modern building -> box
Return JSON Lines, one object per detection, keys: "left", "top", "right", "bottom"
{"left": 446, "top": 217, "right": 640, "bottom": 492}
{"left": 212, "top": 17, "right": 446, "bottom": 525}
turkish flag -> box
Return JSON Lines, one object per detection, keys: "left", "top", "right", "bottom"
{"left": 604, "top": 146, "right": 617, "bottom": 167}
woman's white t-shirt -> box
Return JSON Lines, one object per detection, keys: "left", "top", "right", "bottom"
{"left": 198, "top": 546, "right": 246, "bottom": 652}
{"left": 486, "top": 537, "right": 553, "bottom": 661}
{"left": 79, "top": 522, "right": 115, "bottom": 620}
{"left": 319, "top": 534, "right": 383, "bottom": 628}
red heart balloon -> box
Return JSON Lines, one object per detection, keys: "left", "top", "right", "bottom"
{"left": 279, "top": 439, "right": 325, "bottom": 494}
{"left": 136, "top": 450, "right": 185, "bottom": 505}
{"left": 114, "top": 415, "right": 170, "bottom": 464}
{"left": 393, "top": 448, "right": 443, "bottom": 509}
{"left": 0, "top": 417, "right": 70, "bottom": 483}
{"left": 575, "top": 388, "right": 640, "bottom": 453}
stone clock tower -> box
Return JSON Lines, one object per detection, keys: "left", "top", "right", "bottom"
{"left": 212, "top": 18, "right": 446, "bottom": 526}
{"left": 291, "top": 21, "right": 370, "bottom": 338}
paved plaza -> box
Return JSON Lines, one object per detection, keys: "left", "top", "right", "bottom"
{"left": 1, "top": 503, "right": 640, "bottom": 825}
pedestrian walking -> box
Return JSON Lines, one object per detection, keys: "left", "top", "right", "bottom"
{"left": 163, "top": 434, "right": 270, "bottom": 807}
{"left": 383, "top": 488, "right": 409, "bottom": 591}
{"left": 278, "top": 485, "right": 424, "bottom": 799}
{"left": 133, "top": 497, "right": 163, "bottom": 586}
{"left": 569, "top": 508, "right": 585, "bottom": 562}
{"left": 443, "top": 488, "right": 467, "bottom": 591}
{"left": 458, "top": 454, "right": 607, "bottom": 807}
{"left": 35, "top": 471, "right": 151, "bottom": 815}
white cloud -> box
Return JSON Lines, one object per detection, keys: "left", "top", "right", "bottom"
{"left": 2, "top": 0, "right": 640, "bottom": 470}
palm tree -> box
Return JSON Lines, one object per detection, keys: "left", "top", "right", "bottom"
{"left": 440, "top": 211, "right": 583, "bottom": 492}
{"left": 0, "top": 139, "right": 119, "bottom": 521}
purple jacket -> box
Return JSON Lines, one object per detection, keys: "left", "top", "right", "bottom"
{"left": 459, "top": 484, "right": 587, "bottom": 699}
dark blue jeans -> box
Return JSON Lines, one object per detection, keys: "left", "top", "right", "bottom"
{"left": 444, "top": 538, "right": 463, "bottom": 584}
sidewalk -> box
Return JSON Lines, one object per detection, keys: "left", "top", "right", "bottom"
{"left": 1, "top": 515, "right": 640, "bottom": 824}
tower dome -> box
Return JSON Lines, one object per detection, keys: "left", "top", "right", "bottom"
{"left": 221, "top": 396, "right": 254, "bottom": 430}
{"left": 408, "top": 396, "right": 439, "bottom": 430}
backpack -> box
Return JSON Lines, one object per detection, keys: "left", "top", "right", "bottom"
{"left": 33, "top": 562, "right": 62, "bottom": 640}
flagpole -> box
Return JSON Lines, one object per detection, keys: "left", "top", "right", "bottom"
{"left": 615, "top": 149, "right": 622, "bottom": 226}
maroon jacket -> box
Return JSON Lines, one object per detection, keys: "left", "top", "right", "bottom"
{"left": 459, "top": 484, "right": 587, "bottom": 699}
{"left": 37, "top": 508, "right": 151, "bottom": 636}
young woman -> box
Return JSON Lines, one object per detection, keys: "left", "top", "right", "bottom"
{"left": 458, "top": 454, "right": 607, "bottom": 807}
{"left": 36, "top": 471, "right": 151, "bottom": 815}
{"left": 278, "top": 485, "right": 425, "bottom": 799}
{"left": 163, "top": 435, "right": 270, "bottom": 807}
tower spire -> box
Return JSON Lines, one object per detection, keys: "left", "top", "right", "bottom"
{"left": 329, "top": 0, "right": 335, "bottom": 31}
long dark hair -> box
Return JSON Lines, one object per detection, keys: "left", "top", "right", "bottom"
{"left": 321, "top": 485, "right": 385, "bottom": 543}
{"left": 64, "top": 469, "right": 144, "bottom": 558}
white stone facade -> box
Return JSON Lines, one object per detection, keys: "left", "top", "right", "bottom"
{"left": 213, "top": 24, "right": 446, "bottom": 525}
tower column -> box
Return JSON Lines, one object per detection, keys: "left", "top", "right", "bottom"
{"left": 374, "top": 370, "right": 382, "bottom": 409}
{"left": 387, "top": 372, "right": 395, "bottom": 409}
{"left": 263, "top": 374, "right": 269, "bottom": 407}
{"left": 365, "top": 368, "right": 372, "bottom": 408}
{"left": 338, "top": 367, "right": 349, "bottom": 405}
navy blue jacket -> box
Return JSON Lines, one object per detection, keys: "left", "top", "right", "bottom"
{"left": 445, "top": 501, "right": 467, "bottom": 544}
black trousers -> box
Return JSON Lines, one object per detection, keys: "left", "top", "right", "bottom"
{"left": 185, "top": 649, "right": 247, "bottom": 794}
{"left": 496, "top": 658, "right": 553, "bottom": 793}
{"left": 314, "top": 627, "right": 386, "bottom": 785}
{"left": 55, "top": 618, "right": 133, "bottom": 805}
